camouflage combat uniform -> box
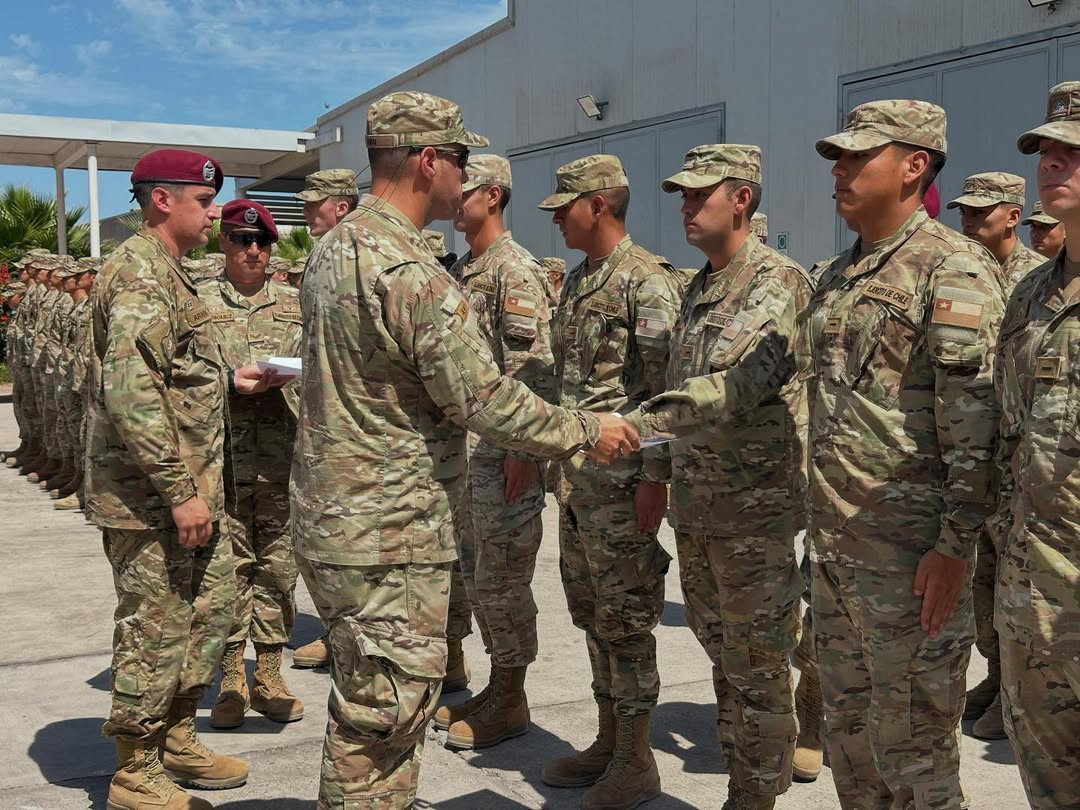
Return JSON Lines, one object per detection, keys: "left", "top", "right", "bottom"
{"left": 626, "top": 144, "right": 809, "bottom": 800}
{"left": 85, "top": 227, "right": 233, "bottom": 739}
{"left": 196, "top": 273, "right": 303, "bottom": 646}
{"left": 291, "top": 90, "right": 602, "bottom": 810}
{"left": 993, "top": 81, "right": 1080, "bottom": 810}
{"left": 450, "top": 225, "right": 554, "bottom": 668}
{"left": 807, "top": 101, "right": 1005, "bottom": 810}
{"left": 540, "top": 156, "right": 684, "bottom": 721}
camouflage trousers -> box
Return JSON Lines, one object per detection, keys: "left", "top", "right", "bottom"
{"left": 813, "top": 561, "right": 973, "bottom": 810}
{"left": 16, "top": 363, "right": 40, "bottom": 438}
{"left": 457, "top": 456, "right": 545, "bottom": 667}
{"left": 559, "top": 497, "right": 669, "bottom": 718}
{"left": 10, "top": 357, "right": 29, "bottom": 442}
{"left": 676, "top": 530, "right": 801, "bottom": 796}
{"left": 296, "top": 557, "right": 451, "bottom": 810}
{"left": 223, "top": 482, "right": 298, "bottom": 645}
{"left": 972, "top": 531, "right": 999, "bottom": 671}
{"left": 101, "top": 525, "right": 236, "bottom": 739}
{"left": 793, "top": 538, "right": 818, "bottom": 677}
{"left": 37, "top": 370, "right": 57, "bottom": 455}
{"left": 1001, "top": 638, "right": 1080, "bottom": 809}
{"left": 446, "top": 560, "right": 473, "bottom": 643}
{"left": 57, "top": 387, "right": 84, "bottom": 457}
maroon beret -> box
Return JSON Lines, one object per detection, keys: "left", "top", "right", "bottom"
{"left": 220, "top": 199, "right": 279, "bottom": 241}
{"left": 130, "top": 149, "right": 224, "bottom": 193}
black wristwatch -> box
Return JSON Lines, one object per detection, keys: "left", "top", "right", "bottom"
{"left": 226, "top": 367, "right": 237, "bottom": 396}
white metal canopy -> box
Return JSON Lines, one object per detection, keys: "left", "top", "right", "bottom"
{"left": 0, "top": 113, "right": 318, "bottom": 257}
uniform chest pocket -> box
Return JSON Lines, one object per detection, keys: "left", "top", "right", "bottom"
{"left": 704, "top": 311, "right": 765, "bottom": 374}
{"left": 580, "top": 310, "right": 628, "bottom": 387}
{"left": 1028, "top": 328, "right": 1080, "bottom": 445}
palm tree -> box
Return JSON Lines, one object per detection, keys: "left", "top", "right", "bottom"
{"left": 274, "top": 227, "right": 316, "bottom": 262}
{"left": 117, "top": 209, "right": 221, "bottom": 257}
{"left": 0, "top": 184, "right": 90, "bottom": 265}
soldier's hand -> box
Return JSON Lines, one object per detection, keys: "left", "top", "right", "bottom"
{"left": 504, "top": 456, "right": 537, "bottom": 504}
{"left": 586, "top": 413, "right": 640, "bottom": 465}
{"left": 234, "top": 363, "right": 285, "bottom": 394}
{"left": 913, "top": 549, "right": 967, "bottom": 638}
{"left": 172, "top": 495, "right": 213, "bottom": 549}
{"left": 634, "top": 481, "right": 668, "bottom": 533}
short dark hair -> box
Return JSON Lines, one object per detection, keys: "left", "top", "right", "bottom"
{"left": 896, "top": 144, "right": 946, "bottom": 193}
{"left": 367, "top": 147, "right": 413, "bottom": 179}
{"left": 720, "top": 178, "right": 763, "bottom": 218}
{"left": 132, "top": 181, "right": 189, "bottom": 212}
{"left": 332, "top": 194, "right": 359, "bottom": 213}
{"left": 497, "top": 186, "right": 511, "bottom": 211}
{"left": 597, "top": 187, "right": 630, "bottom": 221}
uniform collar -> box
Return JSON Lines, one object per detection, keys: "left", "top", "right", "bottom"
{"left": 844, "top": 206, "right": 929, "bottom": 280}
{"left": 570, "top": 234, "right": 634, "bottom": 303}
{"left": 698, "top": 233, "right": 763, "bottom": 305}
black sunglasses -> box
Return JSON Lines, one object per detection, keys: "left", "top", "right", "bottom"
{"left": 225, "top": 231, "right": 273, "bottom": 249}
{"left": 411, "top": 146, "right": 469, "bottom": 169}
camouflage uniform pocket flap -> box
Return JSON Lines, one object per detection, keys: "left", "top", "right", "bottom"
{"left": 708, "top": 310, "right": 769, "bottom": 370}
{"left": 170, "top": 387, "right": 213, "bottom": 425}
{"left": 340, "top": 616, "right": 448, "bottom": 681}
{"left": 273, "top": 306, "right": 303, "bottom": 324}
{"left": 928, "top": 285, "right": 989, "bottom": 365}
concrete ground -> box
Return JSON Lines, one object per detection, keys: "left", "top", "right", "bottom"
{"left": 0, "top": 391, "right": 1027, "bottom": 809}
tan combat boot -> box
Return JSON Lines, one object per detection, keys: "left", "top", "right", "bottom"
{"left": 964, "top": 661, "right": 1000, "bottom": 720}
{"left": 292, "top": 635, "right": 330, "bottom": 668}
{"left": 54, "top": 492, "right": 82, "bottom": 510}
{"left": 446, "top": 665, "right": 530, "bottom": 749}
{"left": 108, "top": 735, "right": 212, "bottom": 810}
{"left": 250, "top": 643, "right": 304, "bottom": 723}
{"left": 209, "top": 642, "right": 249, "bottom": 729}
{"left": 542, "top": 697, "right": 616, "bottom": 787}
{"left": 971, "top": 693, "right": 1007, "bottom": 740}
{"left": 434, "top": 683, "right": 491, "bottom": 731}
{"left": 721, "top": 784, "right": 775, "bottom": 810}
{"left": 163, "top": 696, "right": 249, "bottom": 789}
{"left": 792, "top": 670, "right": 824, "bottom": 782}
{"left": 580, "top": 712, "right": 661, "bottom": 809}
{"left": 443, "top": 638, "right": 470, "bottom": 693}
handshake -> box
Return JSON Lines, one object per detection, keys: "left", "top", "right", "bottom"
{"left": 584, "top": 412, "right": 642, "bottom": 465}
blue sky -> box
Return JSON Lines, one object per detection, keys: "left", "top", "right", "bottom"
{"left": 0, "top": 0, "right": 506, "bottom": 220}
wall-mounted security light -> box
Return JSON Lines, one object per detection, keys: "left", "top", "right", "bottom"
{"left": 577, "top": 94, "right": 609, "bottom": 121}
{"left": 1028, "top": 0, "right": 1059, "bottom": 10}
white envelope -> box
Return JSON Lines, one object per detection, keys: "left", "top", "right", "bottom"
{"left": 257, "top": 357, "right": 302, "bottom": 377}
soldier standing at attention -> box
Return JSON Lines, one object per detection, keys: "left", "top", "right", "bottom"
{"left": 944, "top": 171, "right": 1042, "bottom": 742}
{"left": 949, "top": 172, "right": 1044, "bottom": 292}
{"left": 201, "top": 200, "right": 305, "bottom": 731}
{"left": 1022, "top": 200, "right": 1066, "bottom": 259}
{"left": 994, "top": 81, "right": 1080, "bottom": 810}
{"left": 541, "top": 256, "right": 567, "bottom": 299}
{"left": 537, "top": 154, "right": 684, "bottom": 810}
{"left": 290, "top": 91, "right": 637, "bottom": 810}
{"left": 26, "top": 257, "right": 64, "bottom": 484}
{"left": 296, "top": 168, "right": 359, "bottom": 237}
{"left": 433, "top": 155, "right": 555, "bottom": 749}
{"left": 751, "top": 212, "right": 768, "bottom": 244}
{"left": 10, "top": 253, "right": 54, "bottom": 474}
{"left": 806, "top": 101, "right": 1004, "bottom": 810}
{"left": 623, "top": 144, "right": 810, "bottom": 810}
{"left": 85, "top": 150, "right": 279, "bottom": 810}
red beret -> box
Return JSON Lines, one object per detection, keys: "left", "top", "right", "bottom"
{"left": 220, "top": 199, "right": 279, "bottom": 241}
{"left": 923, "top": 183, "right": 940, "bottom": 219}
{"left": 130, "top": 149, "right": 224, "bottom": 193}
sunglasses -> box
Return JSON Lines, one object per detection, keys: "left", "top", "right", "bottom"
{"left": 225, "top": 231, "right": 273, "bottom": 249}
{"left": 411, "top": 146, "right": 470, "bottom": 169}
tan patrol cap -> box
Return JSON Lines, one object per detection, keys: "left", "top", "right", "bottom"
{"left": 76, "top": 256, "right": 102, "bottom": 274}
{"left": 423, "top": 229, "right": 447, "bottom": 256}
{"left": 295, "top": 169, "right": 358, "bottom": 202}
{"left": 462, "top": 154, "right": 512, "bottom": 192}
{"left": 55, "top": 256, "right": 80, "bottom": 279}
{"left": 816, "top": 99, "right": 947, "bottom": 160}
{"left": 1, "top": 280, "right": 27, "bottom": 296}
{"left": 538, "top": 155, "right": 629, "bottom": 210}
{"left": 540, "top": 256, "right": 566, "bottom": 276}
{"left": 751, "top": 213, "right": 768, "bottom": 240}
{"left": 266, "top": 256, "right": 292, "bottom": 276}
{"left": 662, "top": 144, "right": 761, "bottom": 192}
{"left": 1022, "top": 201, "right": 1061, "bottom": 226}
{"left": 18, "top": 248, "right": 55, "bottom": 269}
{"left": 288, "top": 260, "right": 306, "bottom": 276}
{"left": 1019, "top": 82, "right": 1080, "bottom": 154}
{"left": 366, "top": 91, "right": 488, "bottom": 149}
{"left": 946, "top": 172, "right": 1026, "bottom": 210}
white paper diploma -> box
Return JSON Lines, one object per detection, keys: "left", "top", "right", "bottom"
{"left": 257, "top": 357, "right": 302, "bottom": 377}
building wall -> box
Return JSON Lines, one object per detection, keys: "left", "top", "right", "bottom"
{"left": 316, "top": 0, "right": 1080, "bottom": 266}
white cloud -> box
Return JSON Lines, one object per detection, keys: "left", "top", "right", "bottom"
{"left": 9, "top": 33, "right": 38, "bottom": 53}
{"left": 0, "top": 53, "right": 128, "bottom": 110}
{"left": 76, "top": 39, "right": 113, "bottom": 67}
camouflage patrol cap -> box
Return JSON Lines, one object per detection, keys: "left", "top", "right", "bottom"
{"left": 946, "top": 172, "right": 1026, "bottom": 210}
{"left": 1, "top": 280, "right": 27, "bottom": 296}
{"left": 17, "top": 248, "right": 54, "bottom": 269}
{"left": 1018, "top": 81, "right": 1080, "bottom": 154}
{"left": 661, "top": 144, "right": 762, "bottom": 192}
{"left": 366, "top": 91, "right": 488, "bottom": 149}
{"left": 422, "top": 229, "right": 447, "bottom": 256}
{"left": 751, "top": 212, "right": 768, "bottom": 240}
{"left": 816, "top": 99, "right": 947, "bottom": 160}
{"left": 540, "top": 256, "right": 566, "bottom": 276}
{"left": 76, "top": 256, "right": 102, "bottom": 275}
{"left": 54, "top": 256, "right": 80, "bottom": 279}
{"left": 266, "top": 256, "right": 292, "bottom": 276}
{"left": 538, "top": 155, "right": 629, "bottom": 210}
{"left": 1022, "top": 200, "right": 1060, "bottom": 226}
{"left": 287, "top": 260, "right": 306, "bottom": 276}
{"left": 462, "top": 154, "right": 512, "bottom": 192}
{"left": 295, "top": 169, "right": 359, "bottom": 202}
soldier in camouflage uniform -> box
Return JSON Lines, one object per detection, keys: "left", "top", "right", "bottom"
{"left": 2, "top": 255, "right": 34, "bottom": 466}
{"left": 201, "top": 200, "right": 305, "bottom": 731}
{"left": 623, "top": 145, "right": 808, "bottom": 810}
{"left": 291, "top": 91, "right": 636, "bottom": 810}
{"left": 948, "top": 172, "right": 1044, "bottom": 292}
{"left": 296, "top": 168, "right": 359, "bottom": 237}
{"left": 943, "top": 172, "right": 1045, "bottom": 742}
{"left": 8, "top": 251, "right": 54, "bottom": 473}
{"left": 432, "top": 155, "right": 555, "bottom": 749}
{"left": 85, "top": 150, "right": 280, "bottom": 810}
{"left": 541, "top": 256, "right": 566, "bottom": 299}
{"left": 266, "top": 256, "right": 292, "bottom": 283}
{"left": 1022, "top": 200, "right": 1066, "bottom": 259}
{"left": 806, "top": 101, "right": 1005, "bottom": 810}
{"left": 36, "top": 257, "right": 79, "bottom": 494}
{"left": 286, "top": 261, "right": 305, "bottom": 290}
{"left": 535, "top": 154, "right": 684, "bottom": 810}
{"left": 751, "top": 212, "right": 768, "bottom": 244}
{"left": 625, "top": 144, "right": 807, "bottom": 808}
{"left": 25, "top": 256, "right": 65, "bottom": 483}
{"left": 993, "top": 81, "right": 1080, "bottom": 810}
